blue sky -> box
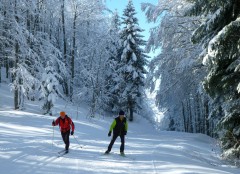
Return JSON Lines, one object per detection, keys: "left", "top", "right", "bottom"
{"left": 105, "top": 0, "right": 158, "bottom": 43}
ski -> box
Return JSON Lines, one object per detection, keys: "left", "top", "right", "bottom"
{"left": 120, "top": 154, "right": 135, "bottom": 160}
{"left": 57, "top": 150, "right": 68, "bottom": 157}
{"left": 102, "top": 152, "right": 125, "bottom": 156}
{"left": 120, "top": 153, "right": 126, "bottom": 157}
{"left": 58, "top": 149, "right": 66, "bottom": 154}
{"left": 101, "top": 152, "right": 135, "bottom": 160}
{"left": 57, "top": 151, "right": 68, "bottom": 157}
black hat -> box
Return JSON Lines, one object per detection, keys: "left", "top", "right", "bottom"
{"left": 119, "top": 110, "right": 125, "bottom": 115}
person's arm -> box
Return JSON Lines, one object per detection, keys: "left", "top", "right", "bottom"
{"left": 109, "top": 120, "right": 116, "bottom": 132}
{"left": 69, "top": 118, "right": 75, "bottom": 132}
{"left": 52, "top": 117, "right": 59, "bottom": 126}
{"left": 108, "top": 120, "right": 116, "bottom": 137}
{"left": 125, "top": 121, "right": 128, "bottom": 132}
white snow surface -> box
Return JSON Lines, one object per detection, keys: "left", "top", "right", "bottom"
{"left": 0, "top": 83, "right": 240, "bottom": 174}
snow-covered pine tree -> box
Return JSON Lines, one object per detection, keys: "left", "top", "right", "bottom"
{"left": 119, "top": 0, "right": 148, "bottom": 121}
{"left": 41, "top": 61, "right": 62, "bottom": 115}
{"left": 185, "top": 0, "right": 240, "bottom": 160}
{"left": 3, "top": 0, "right": 43, "bottom": 110}
{"left": 104, "top": 10, "right": 123, "bottom": 112}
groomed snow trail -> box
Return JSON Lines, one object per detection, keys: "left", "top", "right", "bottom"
{"left": 0, "top": 110, "right": 240, "bottom": 174}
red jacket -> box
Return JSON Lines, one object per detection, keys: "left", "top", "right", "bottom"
{"left": 54, "top": 116, "right": 75, "bottom": 133}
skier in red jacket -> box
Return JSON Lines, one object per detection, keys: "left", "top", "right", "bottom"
{"left": 52, "top": 111, "right": 75, "bottom": 153}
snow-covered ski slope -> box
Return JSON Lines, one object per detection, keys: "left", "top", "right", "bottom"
{"left": 0, "top": 83, "right": 240, "bottom": 174}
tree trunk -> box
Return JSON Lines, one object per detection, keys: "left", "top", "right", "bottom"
{"left": 70, "top": 10, "right": 77, "bottom": 101}
{"left": 14, "top": 42, "right": 19, "bottom": 110}
{"left": 185, "top": 99, "right": 189, "bottom": 132}
{"left": 195, "top": 93, "right": 201, "bottom": 133}
{"left": 0, "top": 66, "right": 1, "bottom": 83}
{"left": 13, "top": 0, "right": 20, "bottom": 110}
{"left": 90, "top": 76, "right": 96, "bottom": 117}
{"left": 61, "top": 0, "right": 68, "bottom": 96}
{"left": 5, "top": 57, "right": 9, "bottom": 79}
{"left": 19, "top": 85, "right": 25, "bottom": 109}
{"left": 62, "top": 0, "right": 67, "bottom": 63}
{"left": 182, "top": 101, "right": 186, "bottom": 132}
{"left": 3, "top": 8, "right": 10, "bottom": 80}
{"left": 204, "top": 97, "right": 210, "bottom": 136}
{"left": 128, "top": 99, "right": 133, "bottom": 121}
{"left": 129, "top": 107, "right": 133, "bottom": 122}
{"left": 189, "top": 98, "right": 193, "bottom": 133}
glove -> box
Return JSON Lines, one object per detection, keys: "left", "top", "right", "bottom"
{"left": 108, "top": 131, "right": 111, "bottom": 137}
{"left": 52, "top": 120, "right": 55, "bottom": 126}
{"left": 124, "top": 131, "right": 127, "bottom": 135}
{"left": 71, "top": 131, "right": 74, "bottom": 135}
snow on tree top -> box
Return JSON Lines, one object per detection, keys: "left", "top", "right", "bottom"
{"left": 132, "top": 52, "right": 137, "bottom": 61}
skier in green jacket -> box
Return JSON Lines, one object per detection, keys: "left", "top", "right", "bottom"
{"left": 105, "top": 110, "right": 128, "bottom": 155}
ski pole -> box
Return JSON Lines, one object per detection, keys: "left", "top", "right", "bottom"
{"left": 52, "top": 120, "right": 55, "bottom": 149}
{"left": 73, "top": 134, "right": 83, "bottom": 148}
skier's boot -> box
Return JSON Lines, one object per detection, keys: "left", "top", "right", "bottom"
{"left": 105, "top": 150, "right": 110, "bottom": 154}
{"left": 65, "top": 146, "right": 69, "bottom": 153}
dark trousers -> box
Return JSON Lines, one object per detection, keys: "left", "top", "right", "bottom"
{"left": 108, "top": 134, "right": 125, "bottom": 152}
{"left": 61, "top": 130, "right": 70, "bottom": 150}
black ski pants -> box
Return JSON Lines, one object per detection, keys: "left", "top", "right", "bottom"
{"left": 107, "top": 134, "right": 125, "bottom": 152}
{"left": 61, "top": 130, "right": 70, "bottom": 150}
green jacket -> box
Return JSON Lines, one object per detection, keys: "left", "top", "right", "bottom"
{"left": 109, "top": 116, "right": 128, "bottom": 136}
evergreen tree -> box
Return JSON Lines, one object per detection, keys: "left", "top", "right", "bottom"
{"left": 119, "top": 0, "right": 148, "bottom": 121}
{"left": 104, "top": 10, "right": 122, "bottom": 112}
{"left": 41, "top": 61, "right": 62, "bottom": 115}
{"left": 185, "top": 0, "right": 240, "bottom": 160}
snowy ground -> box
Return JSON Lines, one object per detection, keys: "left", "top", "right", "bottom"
{"left": 0, "top": 83, "right": 240, "bottom": 174}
